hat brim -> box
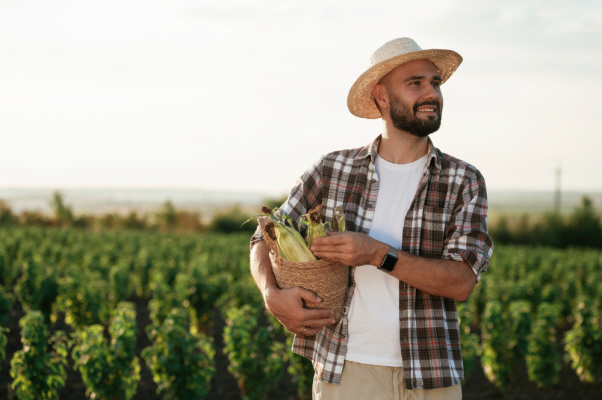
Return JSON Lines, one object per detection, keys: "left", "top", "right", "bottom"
{"left": 347, "top": 49, "right": 462, "bottom": 119}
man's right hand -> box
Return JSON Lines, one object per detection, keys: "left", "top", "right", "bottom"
{"left": 265, "top": 286, "right": 336, "bottom": 336}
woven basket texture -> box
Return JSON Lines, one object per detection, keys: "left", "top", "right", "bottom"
{"left": 258, "top": 217, "right": 349, "bottom": 323}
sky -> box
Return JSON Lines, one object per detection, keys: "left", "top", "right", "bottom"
{"left": 1, "top": 0, "right": 601, "bottom": 196}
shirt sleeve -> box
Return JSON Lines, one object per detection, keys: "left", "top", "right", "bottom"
{"left": 441, "top": 168, "right": 494, "bottom": 281}
{"left": 250, "top": 156, "right": 324, "bottom": 250}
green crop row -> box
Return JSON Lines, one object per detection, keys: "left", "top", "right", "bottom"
{"left": 0, "top": 226, "right": 601, "bottom": 399}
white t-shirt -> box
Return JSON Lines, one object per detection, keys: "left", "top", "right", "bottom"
{"left": 345, "top": 152, "right": 428, "bottom": 366}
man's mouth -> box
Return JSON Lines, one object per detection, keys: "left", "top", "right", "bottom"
{"left": 414, "top": 102, "right": 440, "bottom": 116}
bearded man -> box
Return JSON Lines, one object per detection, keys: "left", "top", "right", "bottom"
{"left": 250, "top": 38, "right": 494, "bottom": 400}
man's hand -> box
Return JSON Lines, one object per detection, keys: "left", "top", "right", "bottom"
{"left": 250, "top": 240, "right": 336, "bottom": 336}
{"left": 310, "top": 231, "right": 388, "bottom": 267}
{"left": 265, "top": 286, "right": 336, "bottom": 336}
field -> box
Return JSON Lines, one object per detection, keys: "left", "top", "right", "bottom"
{"left": 0, "top": 226, "right": 601, "bottom": 399}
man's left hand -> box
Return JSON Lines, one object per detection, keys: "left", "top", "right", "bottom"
{"left": 310, "top": 231, "right": 387, "bottom": 267}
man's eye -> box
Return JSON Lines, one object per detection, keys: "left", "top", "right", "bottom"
{"left": 410, "top": 81, "right": 420, "bottom": 86}
{"left": 432, "top": 81, "right": 441, "bottom": 87}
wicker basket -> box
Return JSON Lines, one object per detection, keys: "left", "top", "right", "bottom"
{"left": 258, "top": 217, "right": 349, "bottom": 324}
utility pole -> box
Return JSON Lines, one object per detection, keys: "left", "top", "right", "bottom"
{"left": 554, "top": 166, "right": 561, "bottom": 214}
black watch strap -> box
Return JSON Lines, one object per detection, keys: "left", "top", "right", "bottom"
{"left": 380, "top": 245, "right": 398, "bottom": 272}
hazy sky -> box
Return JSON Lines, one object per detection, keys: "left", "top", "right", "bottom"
{"left": 1, "top": 0, "right": 601, "bottom": 196}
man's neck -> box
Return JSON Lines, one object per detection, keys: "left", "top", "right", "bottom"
{"left": 377, "top": 120, "right": 430, "bottom": 164}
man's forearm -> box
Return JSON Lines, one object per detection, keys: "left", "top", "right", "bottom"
{"left": 249, "top": 240, "right": 279, "bottom": 299}
{"left": 372, "top": 241, "right": 477, "bottom": 301}
{"left": 311, "top": 232, "right": 477, "bottom": 301}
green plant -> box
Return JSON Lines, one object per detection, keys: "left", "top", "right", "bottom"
{"left": 148, "top": 278, "right": 180, "bottom": 326}
{"left": 133, "top": 251, "right": 153, "bottom": 298}
{"left": 142, "top": 308, "right": 215, "bottom": 399}
{"left": 526, "top": 302, "right": 561, "bottom": 388}
{"left": 0, "top": 253, "right": 15, "bottom": 290}
{"left": 224, "top": 305, "right": 285, "bottom": 400}
{"left": 10, "top": 311, "right": 69, "bottom": 400}
{"left": 0, "top": 285, "right": 13, "bottom": 326}
{"left": 0, "top": 326, "right": 8, "bottom": 367}
{"left": 109, "top": 262, "right": 133, "bottom": 307}
{"left": 457, "top": 303, "right": 480, "bottom": 379}
{"left": 286, "top": 350, "right": 314, "bottom": 399}
{"left": 174, "top": 269, "right": 225, "bottom": 329}
{"left": 14, "top": 261, "right": 59, "bottom": 324}
{"left": 480, "top": 300, "right": 513, "bottom": 391}
{"left": 507, "top": 300, "right": 532, "bottom": 361}
{"left": 267, "top": 313, "right": 314, "bottom": 399}
{"left": 71, "top": 302, "right": 140, "bottom": 399}
{"left": 58, "top": 269, "right": 110, "bottom": 330}
{"left": 564, "top": 298, "right": 602, "bottom": 383}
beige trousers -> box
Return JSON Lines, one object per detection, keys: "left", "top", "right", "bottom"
{"left": 313, "top": 361, "right": 462, "bottom": 400}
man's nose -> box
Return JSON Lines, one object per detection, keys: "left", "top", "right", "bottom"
{"left": 422, "top": 84, "right": 441, "bottom": 101}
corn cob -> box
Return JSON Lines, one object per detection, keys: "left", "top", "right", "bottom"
{"left": 265, "top": 220, "right": 316, "bottom": 262}
{"left": 245, "top": 204, "right": 346, "bottom": 262}
{"left": 305, "top": 205, "right": 327, "bottom": 249}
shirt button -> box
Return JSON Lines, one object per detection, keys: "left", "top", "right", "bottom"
{"left": 367, "top": 203, "right": 373, "bottom": 209}
{"left": 371, "top": 179, "right": 377, "bottom": 184}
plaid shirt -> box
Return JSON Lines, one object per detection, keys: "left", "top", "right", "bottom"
{"left": 251, "top": 134, "right": 493, "bottom": 390}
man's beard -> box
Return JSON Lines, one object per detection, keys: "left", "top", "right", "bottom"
{"left": 388, "top": 93, "right": 442, "bottom": 138}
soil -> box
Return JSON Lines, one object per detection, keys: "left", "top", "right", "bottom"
{"left": 1, "top": 298, "right": 601, "bottom": 400}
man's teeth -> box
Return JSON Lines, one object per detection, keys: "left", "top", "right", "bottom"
{"left": 420, "top": 108, "right": 435, "bottom": 112}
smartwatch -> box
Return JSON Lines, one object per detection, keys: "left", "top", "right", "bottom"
{"left": 380, "top": 245, "right": 398, "bottom": 272}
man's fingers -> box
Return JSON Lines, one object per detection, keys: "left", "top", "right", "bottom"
{"left": 302, "top": 327, "right": 322, "bottom": 336}
{"left": 296, "top": 287, "right": 322, "bottom": 304}
{"left": 296, "top": 315, "right": 338, "bottom": 336}
{"left": 303, "top": 307, "right": 335, "bottom": 320}
{"left": 312, "top": 234, "right": 348, "bottom": 246}
{"left": 269, "top": 287, "right": 339, "bottom": 336}
{"left": 310, "top": 251, "right": 345, "bottom": 263}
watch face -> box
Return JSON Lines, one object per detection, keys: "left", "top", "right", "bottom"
{"left": 381, "top": 253, "right": 397, "bottom": 272}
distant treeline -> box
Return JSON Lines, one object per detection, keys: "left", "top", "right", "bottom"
{"left": 489, "top": 197, "right": 602, "bottom": 249}
{"left": 1, "top": 192, "right": 600, "bottom": 249}
{"left": 0, "top": 191, "right": 282, "bottom": 235}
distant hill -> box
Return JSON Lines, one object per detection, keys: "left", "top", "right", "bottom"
{"left": 0, "top": 187, "right": 283, "bottom": 219}
{"left": 1, "top": 188, "right": 600, "bottom": 217}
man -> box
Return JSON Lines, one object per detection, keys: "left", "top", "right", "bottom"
{"left": 250, "top": 37, "right": 493, "bottom": 400}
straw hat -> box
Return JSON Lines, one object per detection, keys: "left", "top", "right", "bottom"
{"left": 347, "top": 38, "right": 462, "bottom": 119}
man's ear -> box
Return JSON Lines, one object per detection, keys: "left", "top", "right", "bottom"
{"left": 373, "top": 83, "right": 388, "bottom": 111}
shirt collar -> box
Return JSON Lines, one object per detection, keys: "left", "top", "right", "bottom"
{"left": 356, "top": 134, "right": 442, "bottom": 171}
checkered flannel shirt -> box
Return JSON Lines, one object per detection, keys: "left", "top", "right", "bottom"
{"left": 251, "top": 135, "right": 494, "bottom": 390}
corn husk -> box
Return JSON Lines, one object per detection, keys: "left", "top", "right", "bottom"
{"left": 305, "top": 204, "right": 327, "bottom": 249}
{"left": 265, "top": 220, "right": 316, "bottom": 262}
{"left": 334, "top": 205, "right": 346, "bottom": 232}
